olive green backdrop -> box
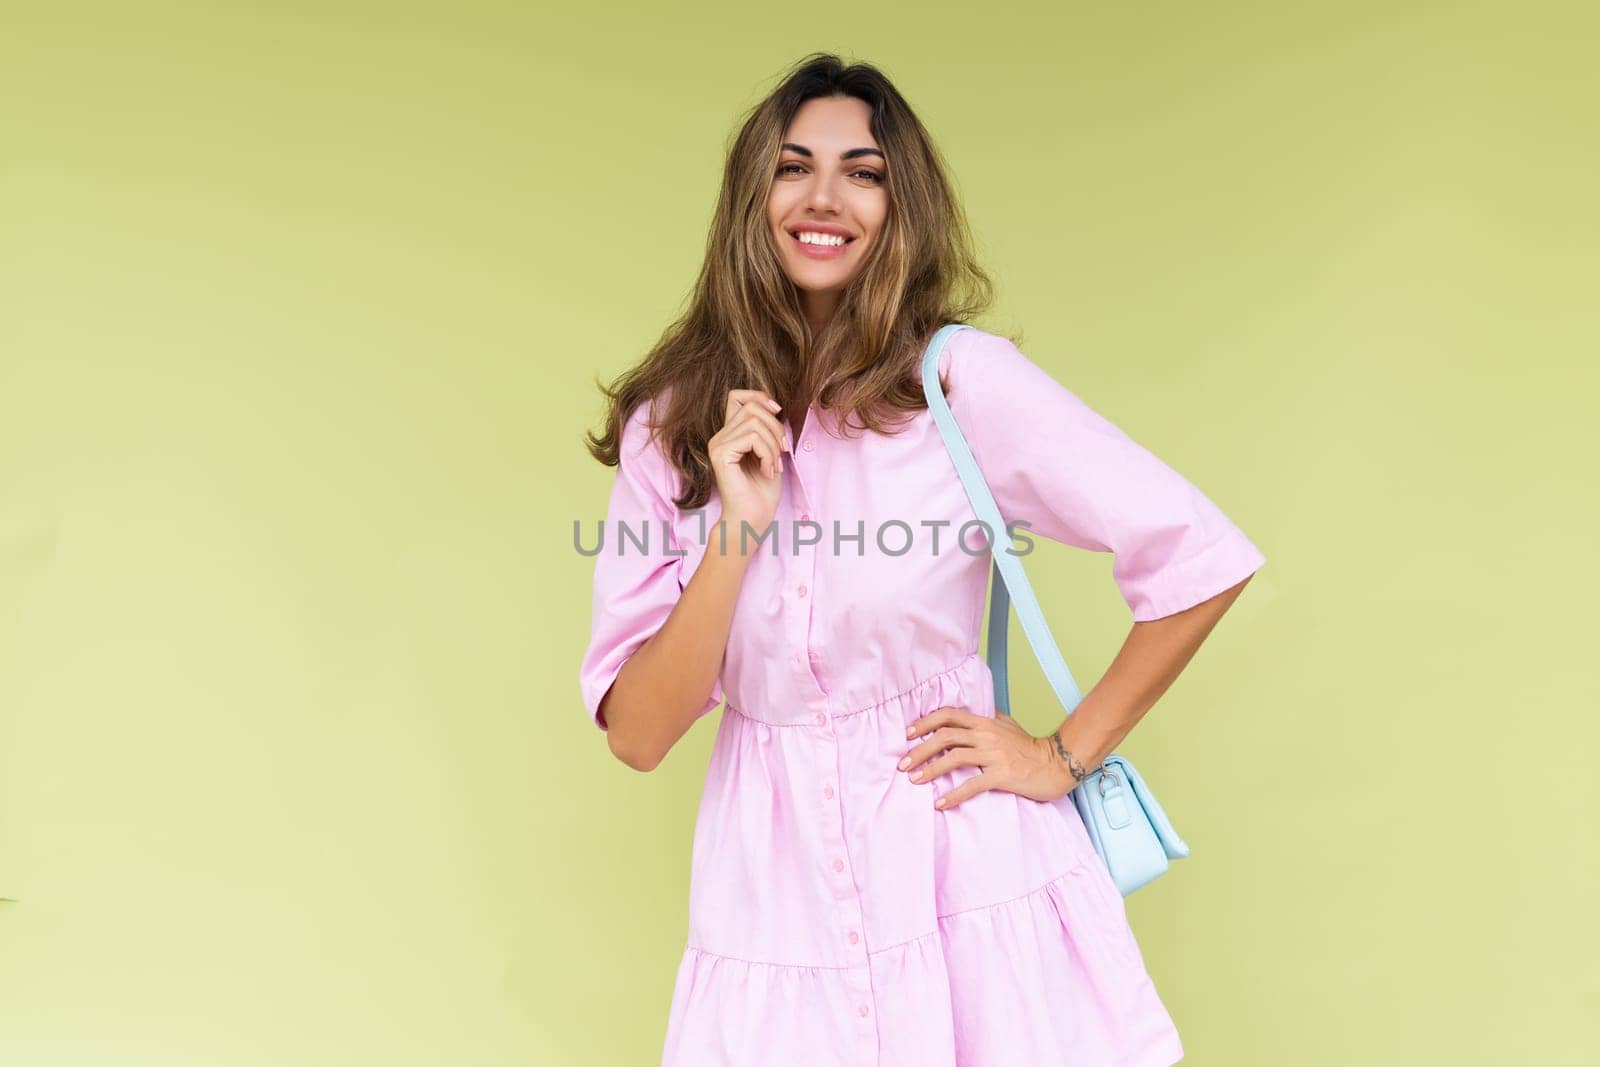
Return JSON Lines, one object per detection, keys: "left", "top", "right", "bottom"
{"left": 1, "top": 3, "right": 1595, "bottom": 1065}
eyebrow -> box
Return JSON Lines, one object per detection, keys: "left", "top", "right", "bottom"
{"left": 781, "top": 142, "right": 886, "bottom": 162}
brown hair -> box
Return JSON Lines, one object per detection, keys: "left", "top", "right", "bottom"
{"left": 582, "top": 52, "right": 1021, "bottom": 510}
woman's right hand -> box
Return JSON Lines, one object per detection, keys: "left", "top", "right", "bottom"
{"left": 711, "top": 389, "right": 790, "bottom": 545}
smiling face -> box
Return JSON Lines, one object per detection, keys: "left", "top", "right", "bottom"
{"left": 767, "top": 95, "right": 888, "bottom": 331}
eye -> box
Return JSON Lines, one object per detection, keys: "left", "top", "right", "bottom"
{"left": 776, "top": 162, "right": 885, "bottom": 184}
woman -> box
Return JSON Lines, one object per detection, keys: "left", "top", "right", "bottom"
{"left": 579, "top": 53, "right": 1264, "bottom": 1066}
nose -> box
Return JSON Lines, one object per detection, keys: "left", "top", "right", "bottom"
{"left": 805, "top": 174, "right": 843, "bottom": 213}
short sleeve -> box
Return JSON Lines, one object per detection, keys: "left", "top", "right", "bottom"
{"left": 943, "top": 329, "right": 1267, "bottom": 622}
{"left": 578, "top": 400, "right": 725, "bottom": 732}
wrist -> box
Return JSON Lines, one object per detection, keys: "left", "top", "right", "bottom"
{"left": 1040, "top": 725, "right": 1096, "bottom": 793}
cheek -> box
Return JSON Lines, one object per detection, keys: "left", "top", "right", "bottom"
{"left": 857, "top": 197, "right": 887, "bottom": 240}
{"left": 767, "top": 185, "right": 800, "bottom": 219}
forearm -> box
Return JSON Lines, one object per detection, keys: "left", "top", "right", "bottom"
{"left": 601, "top": 517, "right": 755, "bottom": 771}
{"left": 1042, "top": 574, "right": 1254, "bottom": 780}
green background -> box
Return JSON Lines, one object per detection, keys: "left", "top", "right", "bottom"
{"left": 2, "top": 3, "right": 1596, "bottom": 1064}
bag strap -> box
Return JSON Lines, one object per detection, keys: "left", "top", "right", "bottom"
{"left": 919, "top": 323, "right": 1086, "bottom": 718}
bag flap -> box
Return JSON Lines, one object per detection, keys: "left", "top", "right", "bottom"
{"left": 1107, "top": 755, "right": 1191, "bottom": 860}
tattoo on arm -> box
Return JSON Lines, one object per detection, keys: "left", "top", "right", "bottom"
{"left": 1049, "top": 731, "right": 1091, "bottom": 783}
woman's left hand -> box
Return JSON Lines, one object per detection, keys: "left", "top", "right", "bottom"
{"left": 898, "top": 706, "right": 1079, "bottom": 810}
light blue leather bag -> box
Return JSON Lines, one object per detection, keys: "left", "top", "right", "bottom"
{"left": 919, "top": 322, "right": 1191, "bottom": 896}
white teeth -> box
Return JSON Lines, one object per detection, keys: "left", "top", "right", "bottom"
{"left": 797, "top": 231, "right": 848, "bottom": 246}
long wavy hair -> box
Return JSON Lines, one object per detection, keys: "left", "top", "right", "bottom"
{"left": 583, "top": 52, "right": 1021, "bottom": 510}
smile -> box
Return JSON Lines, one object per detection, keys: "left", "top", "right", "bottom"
{"left": 789, "top": 230, "right": 856, "bottom": 259}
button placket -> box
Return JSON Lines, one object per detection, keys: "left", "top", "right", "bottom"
{"left": 814, "top": 697, "right": 876, "bottom": 1058}
{"left": 792, "top": 412, "right": 879, "bottom": 1056}
{"left": 786, "top": 516, "right": 825, "bottom": 697}
{"left": 783, "top": 453, "right": 825, "bottom": 701}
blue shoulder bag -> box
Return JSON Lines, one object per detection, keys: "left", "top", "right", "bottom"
{"left": 919, "top": 322, "right": 1191, "bottom": 896}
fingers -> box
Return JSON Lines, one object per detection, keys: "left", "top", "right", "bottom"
{"left": 897, "top": 707, "right": 1008, "bottom": 813}
{"left": 714, "top": 415, "right": 784, "bottom": 480}
{"left": 715, "top": 422, "right": 784, "bottom": 480}
{"left": 934, "top": 779, "right": 987, "bottom": 810}
{"left": 717, "top": 389, "right": 792, "bottom": 479}
{"left": 896, "top": 724, "right": 976, "bottom": 774}
{"left": 723, "top": 387, "right": 781, "bottom": 424}
{"left": 902, "top": 744, "right": 975, "bottom": 784}
{"left": 906, "top": 705, "right": 974, "bottom": 740}
{"left": 723, "top": 390, "right": 791, "bottom": 453}
{"left": 722, "top": 389, "right": 791, "bottom": 445}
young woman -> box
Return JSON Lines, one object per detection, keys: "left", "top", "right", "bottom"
{"left": 579, "top": 53, "right": 1264, "bottom": 1067}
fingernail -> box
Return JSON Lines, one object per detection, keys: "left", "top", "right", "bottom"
{"left": 906, "top": 726, "right": 917, "bottom": 739}
{"left": 896, "top": 757, "right": 910, "bottom": 770}
{"left": 767, "top": 399, "right": 781, "bottom": 411}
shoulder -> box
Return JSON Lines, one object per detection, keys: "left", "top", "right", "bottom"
{"left": 934, "top": 326, "right": 1118, "bottom": 449}
{"left": 937, "top": 325, "right": 1054, "bottom": 404}
{"left": 616, "top": 388, "right": 682, "bottom": 500}
{"left": 619, "top": 384, "right": 680, "bottom": 458}
{"left": 937, "top": 324, "right": 1036, "bottom": 378}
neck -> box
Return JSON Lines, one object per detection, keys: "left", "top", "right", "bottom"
{"left": 802, "top": 290, "right": 839, "bottom": 335}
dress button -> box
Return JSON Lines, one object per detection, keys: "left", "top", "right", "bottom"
{"left": 797, "top": 585, "right": 807, "bottom": 597}
{"left": 808, "top": 650, "right": 820, "bottom": 662}
{"left": 822, "top": 785, "right": 833, "bottom": 799}
{"left": 858, "top": 1004, "right": 869, "bottom": 1018}
{"left": 815, "top": 712, "right": 827, "bottom": 726}
{"left": 832, "top": 858, "right": 845, "bottom": 872}
{"left": 804, "top": 441, "right": 815, "bottom": 453}
{"left": 847, "top": 930, "right": 859, "bottom": 944}
{"left": 800, "top": 512, "right": 810, "bottom": 521}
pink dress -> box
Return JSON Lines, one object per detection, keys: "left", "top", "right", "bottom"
{"left": 579, "top": 325, "right": 1267, "bottom": 1066}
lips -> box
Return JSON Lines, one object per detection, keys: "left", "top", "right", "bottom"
{"left": 788, "top": 229, "right": 856, "bottom": 259}
{"left": 787, "top": 222, "right": 857, "bottom": 240}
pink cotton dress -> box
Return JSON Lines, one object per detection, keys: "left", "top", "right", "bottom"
{"left": 579, "top": 325, "right": 1267, "bottom": 1066}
